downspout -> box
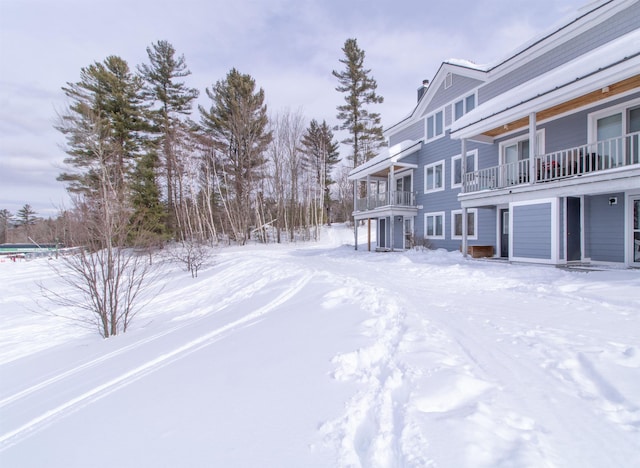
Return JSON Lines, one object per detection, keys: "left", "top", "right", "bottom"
{"left": 461, "top": 139, "right": 468, "bottom": 258}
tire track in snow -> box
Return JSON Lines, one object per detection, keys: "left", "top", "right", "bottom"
{"left": 0, "top": 271, "right": 314, "bottom": 451}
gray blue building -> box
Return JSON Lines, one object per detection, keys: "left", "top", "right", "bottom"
{"left": 349, "top": 0, "right": 640, "bottom": 267}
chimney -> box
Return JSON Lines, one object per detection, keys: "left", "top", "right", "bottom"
{"left": 417, "top": 79, "right": 429, "bottom": 102}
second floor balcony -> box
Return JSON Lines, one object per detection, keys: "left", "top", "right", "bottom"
{"left": 355, "top": 190, "right": 416, "bottom": 212}
{"left": 463, "top": 132, "right": 640, "bottom": 194}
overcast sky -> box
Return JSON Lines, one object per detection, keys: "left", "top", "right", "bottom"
{"left": 0, "top": 0, "right": 588, "bottom": 217}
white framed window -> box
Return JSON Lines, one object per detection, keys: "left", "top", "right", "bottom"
{"left": 499, "top": 131, "right": 545, "bottom": 164}
{"left": 454, "top": 93, "right": 476, "bottom": 121}
{"left": 451, "top": 209, "right": 478, "bottom": 240}
{"left": 451, "top": 149, "right": 478, "bottom": 189}
{"left": 499, "top": 130, "right": 544, "bottom": 185}
{"left": 425, "top": 212, "right": 445, "bottom": 239}
{"left": 587, "top": 98, "right": 640, "bottom": 166}
{"left": 395, "top": 171, "right": 412, "bottom": 192}
{"left": 426, "top": 109, "right": 445, "bottom": 141}
{"left": 424, "top": 160, "right": 445, "bottom": 193}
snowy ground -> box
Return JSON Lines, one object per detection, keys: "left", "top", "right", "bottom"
{"left": 1, "top": 225, "right": 639, "bottom": 467}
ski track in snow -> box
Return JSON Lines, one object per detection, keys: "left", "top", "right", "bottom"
{"left": 1, "top": 238, "right": 639, "bottom": 467}
{"left": 0, "top": 258, "right": 314, "bottom": 451}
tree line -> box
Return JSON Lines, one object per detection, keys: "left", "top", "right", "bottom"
{"left": 44, "top": 38, "right": 381, "bottom": 250}
{"left": 4, "top": 38, "right": 385, "bottom": 338}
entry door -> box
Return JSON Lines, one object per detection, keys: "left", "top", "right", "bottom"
{"left": 567, "top": 197, "right": 581, "bottom": 261}
{"left": 633, "top": 196, "right": 640, "bottom": 265}
{"left": 500, "top": 209, "right": 509, "bottom": 257}
{"left": 378, "top": 218, "right": 386, "bottom": 248}
{"left": 404, "top": 218, "right": 413, "bottom": 249}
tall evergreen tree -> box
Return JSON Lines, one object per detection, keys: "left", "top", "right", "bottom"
{"left": 199, "top": 68, "right": 272, "bottom": 244}
{"left": 130, "top": 151, "right": 166, "bottom": 243}
{"left": 301, "top": 119, "right": 340, "bottom": 224}
{"left": 57, "top": 55, "right": 146, "bottom": 196}
{"left": 138, "top": 40, "right": 199, "bottom": 235}
{"left": 16, "top": 204, "right": 37, "bottom": 239}
{"left": 333, "top": 38, "right": 385, "bottom": 168}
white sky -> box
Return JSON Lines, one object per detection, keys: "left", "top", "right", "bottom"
{"left": 0, "top": 0, "right": 587, "bottom": 217}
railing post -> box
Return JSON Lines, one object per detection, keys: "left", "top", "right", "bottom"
{"left": 529, "top": 113, "right": 537, "bottom": 183}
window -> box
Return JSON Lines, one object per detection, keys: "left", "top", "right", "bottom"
{"left": 425, "top": 212, "right": 445, "bottom": 239}
{"left": 424, "top": 160, "right": 445, "bottom": 193}
{"left": 451, "top": 150, "right": 478, "bottom": 188}
{"left": 588, "top": 99, "right": 640, "bottom": 166}
{"left": 451, "top": 209, "right": 477, "bottom": 240}
{"left": 499, "top": 131, "right": 544, "bottom": 185}
{"left": 426, "top": 109, "right": 444, "bottom": 140}
{"left": 454, "top": 93, "right": 476, "bottom": 121}
{"left": 395, "top": 173, "right": 412, "bottom": 192}
{"left": 630, "top": 106, "right": 640, "bottom": 164}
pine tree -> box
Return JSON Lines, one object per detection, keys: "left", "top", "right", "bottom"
{"left": 333, "top": 38, "right": 385, "bottom": 168}
{"left": 16, "top": 204, "right": 37, "bottom": 239}
{"left": 199, "top": 68, "right": 272, "bottom": 244}
{"left": 130, "top": 151, "right": 166, "bottom": 244}
{"left": 301, "top": 120, "right": 340, "bottom": 224}
{"left": 138, "top": 40, "right": 199, "bottom": 236}
{"left": 57, "top": 55, "right": 146, "bottom": 197}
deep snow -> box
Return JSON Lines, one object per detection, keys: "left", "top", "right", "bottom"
{"left": 1, "top": 225, "right": 639, "bottom": 467}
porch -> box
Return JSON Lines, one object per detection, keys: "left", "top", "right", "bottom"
{"left": 463, "top": 132, "right": 640, "bottom": 194}
{"left": 355, "top": 190, "right": 416, "bottom": 213}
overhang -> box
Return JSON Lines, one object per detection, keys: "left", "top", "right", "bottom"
{"left": 450, "top": 30, "right": 640, "bottom": 142}
{"left": 348, "top": 140, "right": 421, "bottom": 180}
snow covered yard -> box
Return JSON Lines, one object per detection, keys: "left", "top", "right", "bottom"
{"left": 1, "top": 226, "right": 639, "bottom": 467}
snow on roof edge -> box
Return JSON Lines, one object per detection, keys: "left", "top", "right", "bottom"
{"left": 450, "top": 29, "right": 640, "bottom": 135}
{"left": 348, "top": 139, "right": 422, "bottom": 178}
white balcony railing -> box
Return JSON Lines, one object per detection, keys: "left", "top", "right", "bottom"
{"left": 464, "top": 132, "right": 640, "bottom": 193}
{"left": 355, "top": 190, "right": 416, "bottom": 212}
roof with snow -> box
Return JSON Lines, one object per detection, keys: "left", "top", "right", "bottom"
{"left": 348, "top": 140, "right": 421, "bottom": 180}
{"left": 450, "top": 29, "right": 640, "bottom": 139}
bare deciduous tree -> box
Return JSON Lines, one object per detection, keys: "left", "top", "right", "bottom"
{"left": 50, "top": 108, "right": 157, "bottom": 338}
{"left": 167, "top": 239, "right": 212, "bottom": 278}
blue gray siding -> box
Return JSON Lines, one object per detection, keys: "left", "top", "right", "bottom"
{"left": 401, "top": 152, "right": 418, "bottom": 167}
{"left": 413, "top": 133, "right": 497, "bottom": 250}
{"left": 513, "top": 203, "right": 552, "bottom": 259}
{"left": 543, "top": 91, "right": 640, "bottom": 153}
{"left": 585, "top": 193, "right": 625, "bottom": 262}
{"left": 480, "top": 2, "right": 640, "bottom": 103}
{"left": 425, "top": 74, "right": 483, "bottom": 114}
{"left": 388, "top": 120, "right": 424, "bottom": 147}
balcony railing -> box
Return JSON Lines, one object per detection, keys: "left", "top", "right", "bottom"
{"left": 463, "top": 132, "right": 640, "bottom": 193}
{"left": 355, "top": 190, "right": 416, "bottom": 211}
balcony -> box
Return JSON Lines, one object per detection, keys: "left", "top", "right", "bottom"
{"left": 355, "top": 190, "right": 416, "bottom": 212}
{"left": 463, "top": 132, "right": 640, "bottom": 193}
